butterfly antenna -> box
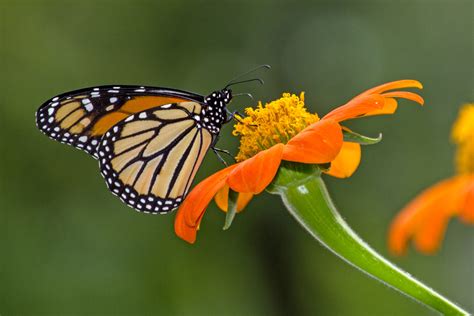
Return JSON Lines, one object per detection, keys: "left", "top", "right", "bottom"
{"left": 225, "top": 64, "right": 271, "bottom": 87}
{"left": 225, "top": 78, "right": 264, "bottom": 89}
{"left": 233, "top": 92, "right": 254, "bottom": 100}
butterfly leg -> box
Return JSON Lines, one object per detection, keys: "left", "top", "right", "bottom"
{"left": 226, "top": 110, "right": 258, "bottom": 127}
{"left": 211, "top": 136, "right": 235, "bottom": 166}
{"left": 226, "top": 110, "right": 246, "bottom": 123}
{"left": 212, "top": 147, "right": 234, "bottom": 167}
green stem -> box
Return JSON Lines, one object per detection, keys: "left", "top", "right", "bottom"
{"left": 267, "top": 163, "right": 469, "bottom": 316}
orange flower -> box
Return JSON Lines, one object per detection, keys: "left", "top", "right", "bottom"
{"left": 175, "top": 80, "right": 424, "bottom": 243}
{"left": 389, "top": 104, "right": 474, "bottom": 255}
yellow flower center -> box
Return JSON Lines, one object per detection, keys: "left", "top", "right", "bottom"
{"left": 233, "top": 92, "right": 319, "bottom": 162}
{"left": 451, "top": 103, "right": 474, "bottom": 174}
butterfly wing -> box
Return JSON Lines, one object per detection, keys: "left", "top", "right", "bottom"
{"left": 97, "top": 101, "right": 214, "bottom": 214}
{"left": 35, "top": 85, "right": 204, "bottom": 158}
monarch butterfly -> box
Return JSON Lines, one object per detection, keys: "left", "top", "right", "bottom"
{"left": 35, "top": 66, "right": 268, "bottom": 214}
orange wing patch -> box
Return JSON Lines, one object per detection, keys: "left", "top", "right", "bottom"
{"left": 90, "top": 96, "right": 191, "bottom": 136}
{"left": 36, "top": 89, "right": 195, "bottom": 158}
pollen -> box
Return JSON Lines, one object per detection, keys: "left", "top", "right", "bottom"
{"left": 233, "top": 92, "right": 319, "bottom": 162}
{"left": 451, "top": 103, "right": 474, "bottom": 174}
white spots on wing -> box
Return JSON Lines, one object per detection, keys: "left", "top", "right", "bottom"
{"left": 48, "top": 108, "right": 54, "bottom": 115}
{"left": 52, "top": 97, "right": 59, "bottom": 102}
{"left": 93, "top": 88, "right": 100, "bottom": 91}
{"left": 113, "top": 126, "right": 119, "bottom": 133}
{"left": 161, "top": 104, "right": 172, "bottom": 109}
{"left": 110, "top": 97, "right": 118, "bottom": 103}
{"left": 108, "top": 89, "right": 119, "bottom": 93}
{"left": 48, "top": 117, "right": 54, "bottom": 123}
{"left": 125, "top": 115, "right": 135, "bottom": 122}
{"left": 82, "top": 98, "right": 91, "bottom": 105}
{"left": 106, "top": 105, "right": 114, "bottom": 111}
{"left": 79, "top": 136, "right": 88, "bottom": 143}
{"left": 85, "top": 103, "right": 94, "bottom": 112}
{"left": 138, "top": 112, "right": 147, "bottom": 119}
{"left": 113, "top": 86, "right": 120, "bottom": 89}
{"left": 91, "top": 139, "right": 98, "bottom": 146}
{"left": 134, "top": 89, "right": 146, "bottom": 92}
{"left": 51, "top": 102, "right": 59, "bottom": 107}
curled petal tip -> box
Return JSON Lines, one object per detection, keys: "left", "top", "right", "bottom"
{"left": 413, "top": 80, "right": 423, "bottom": 89}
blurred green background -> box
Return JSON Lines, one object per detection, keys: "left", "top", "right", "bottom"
{"left": 1, "top": 0, "right": 472, "bottom": 315}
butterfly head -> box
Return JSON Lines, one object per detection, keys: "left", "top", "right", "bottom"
{"left": 205, "top": 89, "right": 232, "bottom": 105}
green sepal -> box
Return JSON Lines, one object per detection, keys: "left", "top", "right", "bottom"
{"left": 343, "top": 129, "right": 382, "bottom": 145}
{"left": 223, "top": 188, "right": 239, "bottom": 230}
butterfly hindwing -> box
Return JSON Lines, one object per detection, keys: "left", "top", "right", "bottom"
{"left": 35, "top": 85, "right": 204, "bottom": 158}
{"left": 97, "top": 102, "right": 214, "bottom": 214}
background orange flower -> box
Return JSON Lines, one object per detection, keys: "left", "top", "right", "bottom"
{"left": 389, "top": 104, "right": 474, "bottom": 255}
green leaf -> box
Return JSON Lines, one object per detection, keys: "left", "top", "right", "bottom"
{"left": 223, "top": 188, "right": 239, "bottom": 230}
{"left": 343, "top": 129, "right": 382, "bottom": 145}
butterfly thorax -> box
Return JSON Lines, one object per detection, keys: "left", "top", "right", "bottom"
{"left": 200, "top": 89, "right": 232, "bottom": 134}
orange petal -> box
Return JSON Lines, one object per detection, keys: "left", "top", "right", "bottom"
{"left": 459, "top": 176, "right": 474, "bottom": 223}
{"left": 174, "top": 165, "right": 237, "bottom": 243}
{"left": 227, "top": 143, "right": 284, "bottom": 194}
{"left": 380, "top": 91, "right": 424, "bottom": 106}
{"left": 324, "top": 142, "right": 361, "bottom": 178}
{"left": 364, "top": 97, "right": 398, "bottom": 116}
{"left": 388, "top": 176, "right": 466, "bottom": 255}
{"left": 214, "top": 185, "right": 254, "bottom": 212}
{"left": 322, "top": 95, "right": 386, "bottom": 122}
{"left": 413, "top": 211, "right": 450, "bottom": 254}
{"left": 355, "top": 80, "right": 423, "bottom": 97}
{"left": 283, "top": 119, "right": 343, "bottom": 164}
{"left": 323, "top": 80, "right": 423, "bottom": 122}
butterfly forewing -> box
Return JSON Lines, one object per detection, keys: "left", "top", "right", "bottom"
{"left": 97, "top": 102, "right": 214, "bottom": 214}
{"left": 35, "top": 85, "right": 204, "bottom": 157}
